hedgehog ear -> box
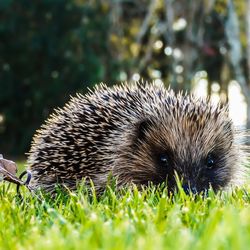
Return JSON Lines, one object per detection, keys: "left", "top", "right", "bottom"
{"left": 136, "top": 118, "right": 151, "bottom": 142}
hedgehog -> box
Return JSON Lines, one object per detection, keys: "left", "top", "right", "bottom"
{"left": 27, "top": 82, "right": 248, "bottom": 194}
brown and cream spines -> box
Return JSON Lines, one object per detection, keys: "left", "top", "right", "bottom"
{"left": 27, "top": 82, "right": 248, "bottom": 194}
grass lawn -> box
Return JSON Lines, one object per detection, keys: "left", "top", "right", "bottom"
{"left": 0, "top": 163, "right": 250, "bottom": 250}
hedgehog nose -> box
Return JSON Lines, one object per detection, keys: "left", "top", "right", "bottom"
{"left": 182, "top": 184, "right": 198, "bottom": 194}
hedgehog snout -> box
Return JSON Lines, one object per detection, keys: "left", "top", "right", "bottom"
{"left": 182, "top": 184, "right": 198, "bottom": 194}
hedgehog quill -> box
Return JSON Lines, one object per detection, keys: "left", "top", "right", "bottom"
{"left": 27, "top": 82, "right": 248, "bottom": 194}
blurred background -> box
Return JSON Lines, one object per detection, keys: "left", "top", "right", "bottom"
{"left": 0, "top": 0, "right": 250, "bottom": 158}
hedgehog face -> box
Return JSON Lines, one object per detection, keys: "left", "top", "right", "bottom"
{"left": 140, "top": 112, "right": 237, "bottom": 193}
{"left": 115, "top": 104, "right": 238, "bottom": 194}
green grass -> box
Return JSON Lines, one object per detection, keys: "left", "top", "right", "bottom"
{"left": 1, "top": 163, "right": 250, "bottom": 250}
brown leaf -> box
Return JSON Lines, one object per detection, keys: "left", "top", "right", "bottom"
{"left": 0, "top": 157, "right": 17, "bottom": 176}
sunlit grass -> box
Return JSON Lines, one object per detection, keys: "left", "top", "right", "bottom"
{"left": 1, "top": 163, "right": 250, "bottom": 250}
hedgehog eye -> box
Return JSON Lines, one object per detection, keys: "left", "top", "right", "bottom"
{"left": 159, "top": 154, "right": 169, "bottom": 168}
{"left": 206, "top": 154, "right": 216, "bottom": 169}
